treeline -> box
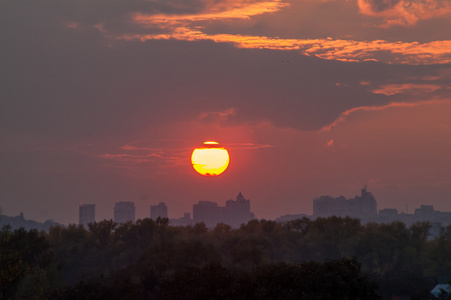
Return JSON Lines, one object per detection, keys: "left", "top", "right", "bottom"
{"left": 1, "top": 217, "right": 451, "bottom": 299}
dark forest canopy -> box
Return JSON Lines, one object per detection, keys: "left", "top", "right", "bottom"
{"left": 1, "top": 217, "right": 451, "bottom": 299}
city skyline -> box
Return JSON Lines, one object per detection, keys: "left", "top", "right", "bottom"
{"left": 65, "top": 188, "right": 450, "bottom": 228}
{"left": 3, "top": 188, "right": 451, "bottom": 230}
{"left": 2, "top": 183, "right": 451, "bottom": 225}
{"left": 1, "top": 0, "right": 451, "bottom": 224}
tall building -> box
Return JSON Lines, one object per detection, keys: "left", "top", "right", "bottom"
{"left": 193, "top": 201, "right": 224, "bottom": 228}
{"left": 114, "top": 201, "right": 135, "bottom": 224}
{"left": 193, "top": 192, "right": 254, "bottom": 228}
{"left": 170, "top": 213, "right": 192, "bottom": 227}
{"left": 313, "top": 187, "right": 377, "bottom": 220}
{"left": 150, "top": 202, "right": 168, "bottom": 220}
{"left": 414, "top": 205, "right": 434, "bottom": 217}
{"left": 79, "top": 204, "right": 95, "bottom": 227}
{"left": 225, "top": 192, "right": 253, "bottom": 228}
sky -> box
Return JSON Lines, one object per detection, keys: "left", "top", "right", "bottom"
{"left": 1, "top": 0, "right": 451, "bottom": 224}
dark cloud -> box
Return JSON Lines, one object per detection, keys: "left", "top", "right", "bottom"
{"left": 1, "top": 0, "right": 449, "bottom": 143}
{"left": 365, "top": 0, "right": 401, "bottom": 12}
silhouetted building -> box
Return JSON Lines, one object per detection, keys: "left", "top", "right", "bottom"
{"left": 193, "top": 193, "right": 254, "bottom": 228}
{"left": 379, "top": 208, "right": 398, "bottom": 216}
{"left": 411, "top": 205, "right": 451, "bottom": 227}
{"left": 0, "top": 213, "right": 60, "bottom": 232}
{"left": 114, "top": 201, "right": 135, "bottom": 224}
{"left": 311, "top": 188, "right": 451, "bottom": 228}
{"left": 414, "top": 205, "right": 434, "bottom": 217}
{"left": 375, "top": 204, "right": 451, "bottom": 227}
{"left": 377, "top": 208, "right": 399, "bottom": 224}
{"left": 170, "top": 213, "right": 192, "bottom": 226}
{"left": 150, "top": 202, "right": 168, "bottom": 220}
{"left": 313, "top": 187, "right": 377, "bottom": 220}
{"left": 225, "top": 192, "right": 253, "bottom": 228}
{"left": 193, "top": 201, "right": 224, "bottom": 228}
{"left": 79, "top": 204, "right": 95, "bottom": 227}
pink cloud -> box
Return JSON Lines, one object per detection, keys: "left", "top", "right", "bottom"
{"left": 225, "top": 142, "right": 275, "bottom": 150}
{"left": 90, "top": 0, "right": 451, "bottom": 65}
{"left": 320, "top": 99, "right": 451, "bottom": 131}
{"left": 198, "top": 108, "right": 237, "bottom": 123}
{"left": 358, "top": 0, "right": 451, "bottom": 27}
{"left": 64, "top": 22, "right": 80, "bottom": 29}
{"left": 99, "top": 153, "right": 165, "bottom": 164}
{"left": 371, "top": 83, "right": 442, "bottom": 95}
{"left": 133, "top": 0, "right": 289, "bottom": 26}
{"left": 121, "top": 27, "right": 451, "bottom": 64}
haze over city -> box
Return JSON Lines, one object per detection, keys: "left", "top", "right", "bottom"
{"left": 1, "top": 0, "right": 451, "bottom": 225}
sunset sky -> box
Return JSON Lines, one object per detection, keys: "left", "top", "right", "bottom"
{"left": 1, "top": 0, "right": 451, "bottom": 224}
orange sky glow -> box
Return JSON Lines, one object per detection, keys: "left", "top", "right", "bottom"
{"left": 1, "top": 0, "right": 451, "bottom": 223}
{"left": 123, "top": 0, "right": 451, "bottom": 65}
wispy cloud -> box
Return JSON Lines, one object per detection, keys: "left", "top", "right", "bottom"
{"left": 110, "top": 0, "right": 451, "bottom": 64}
{"left": 99, "top": 153, "right": 165, "bottom": 164}
{"left": 371, "top": 83, "right": 442, "bottom": 95}
{"left": 99, "top": 139, "right": 193, "bottom": 170}
{"left": 225, "top": 142, "right": 274, "bottom": 150}
{"left": 320, "top": 99, "right": 451, "bottom": 131}
{"left": 98, "top": 139, "right": 273, "bottom": 171}
{"left": 120, "top": 145, "right": 166, "bottom": 151}
{"left": 198, "top": 108, "right": 237, "bottom": 123}
{"left": 120, "top": 27, "right": 451, "bottom": 64}
{"left": 133, "top": 0, "right": 288, "bottom": 26}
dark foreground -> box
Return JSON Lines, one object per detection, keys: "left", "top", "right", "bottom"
{"left": 1, "top": 217, "right": 450, "bottom": 299}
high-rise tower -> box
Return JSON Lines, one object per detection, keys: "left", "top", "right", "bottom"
{"left": 150, "top": 202, "right": 168, "bottom": 220}
{"left": 79, "top": 204, "right": 95, "bottom": 227}
{"left": 114, "top": 202, "right": 135, "bottom": 224}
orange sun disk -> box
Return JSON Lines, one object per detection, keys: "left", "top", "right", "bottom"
{"left": 191, "top": 141, "right": 229, "bottom": 176}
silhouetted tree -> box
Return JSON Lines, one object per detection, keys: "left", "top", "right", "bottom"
{"left": 0, "top": 225, "right": 53, "bottom": 299}
{"left": 88, "top": 219, "right": 117, "bottom": 247}
{"left": 27, "top": 216, "right": 451, "bottom": 299}
{"left": 253, "top": 258, "right": 380, "bottom": 300}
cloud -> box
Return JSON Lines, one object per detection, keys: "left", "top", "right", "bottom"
{"left": 358, "top": 0, "right": 451, "bottom": 27}
{"left": 358, "top": 0, "right": 401, "bottom": 14}
{"left": 121, "top": 27, "right": 451, "bottom": 65}
{"left": 133, "top": 0, "right": 288, "bottom": 25}
{"left": 99, "top": 153, "right": 165, "bottom": 164}
{"left": 98, "top": 150, "right": 188, "bottom": 171}
{"left": 2, "top": 0, "right": 451, "bottom": 138}
{"left": 117, "top": 0, "right": 451, "bottom": 64}
{"left": 225, "top": 142, "right": 275, "bottom": 150}
{"left": 371, "top": 83, "right": 442, "bottom": 95}
{"left": 97, "top": 138, "right": 274, "bottom": 173}
{"left": 99, "top": 140, "right": 195, "bottom": 170}
{"left": 320, "top": 99, "right": 451, "bottom": 131}
{"left": 197, "top": 108, "right": 237, "bottom": 125}
{"left": 6, "top": 0, "right": 450, "bottom": 66}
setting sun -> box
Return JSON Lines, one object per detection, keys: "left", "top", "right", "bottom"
{"left": 191, "top": 141, "right": 229, "bottom": 176}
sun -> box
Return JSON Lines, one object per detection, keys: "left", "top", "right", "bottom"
{"left": 191, "top": 141, "right": 229, "bottom": 176}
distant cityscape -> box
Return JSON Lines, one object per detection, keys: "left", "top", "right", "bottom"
{"left": 277, "top": 187, "right": 451, "bottom": 237}
{"left": 2, "top": 187, "right": 451, "bottom": 232}
{"left": 76, "top": 187, "right": 451, "bottom": 231}
{"left": 79, "top": 192, "right": 254, "bottom": 229}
